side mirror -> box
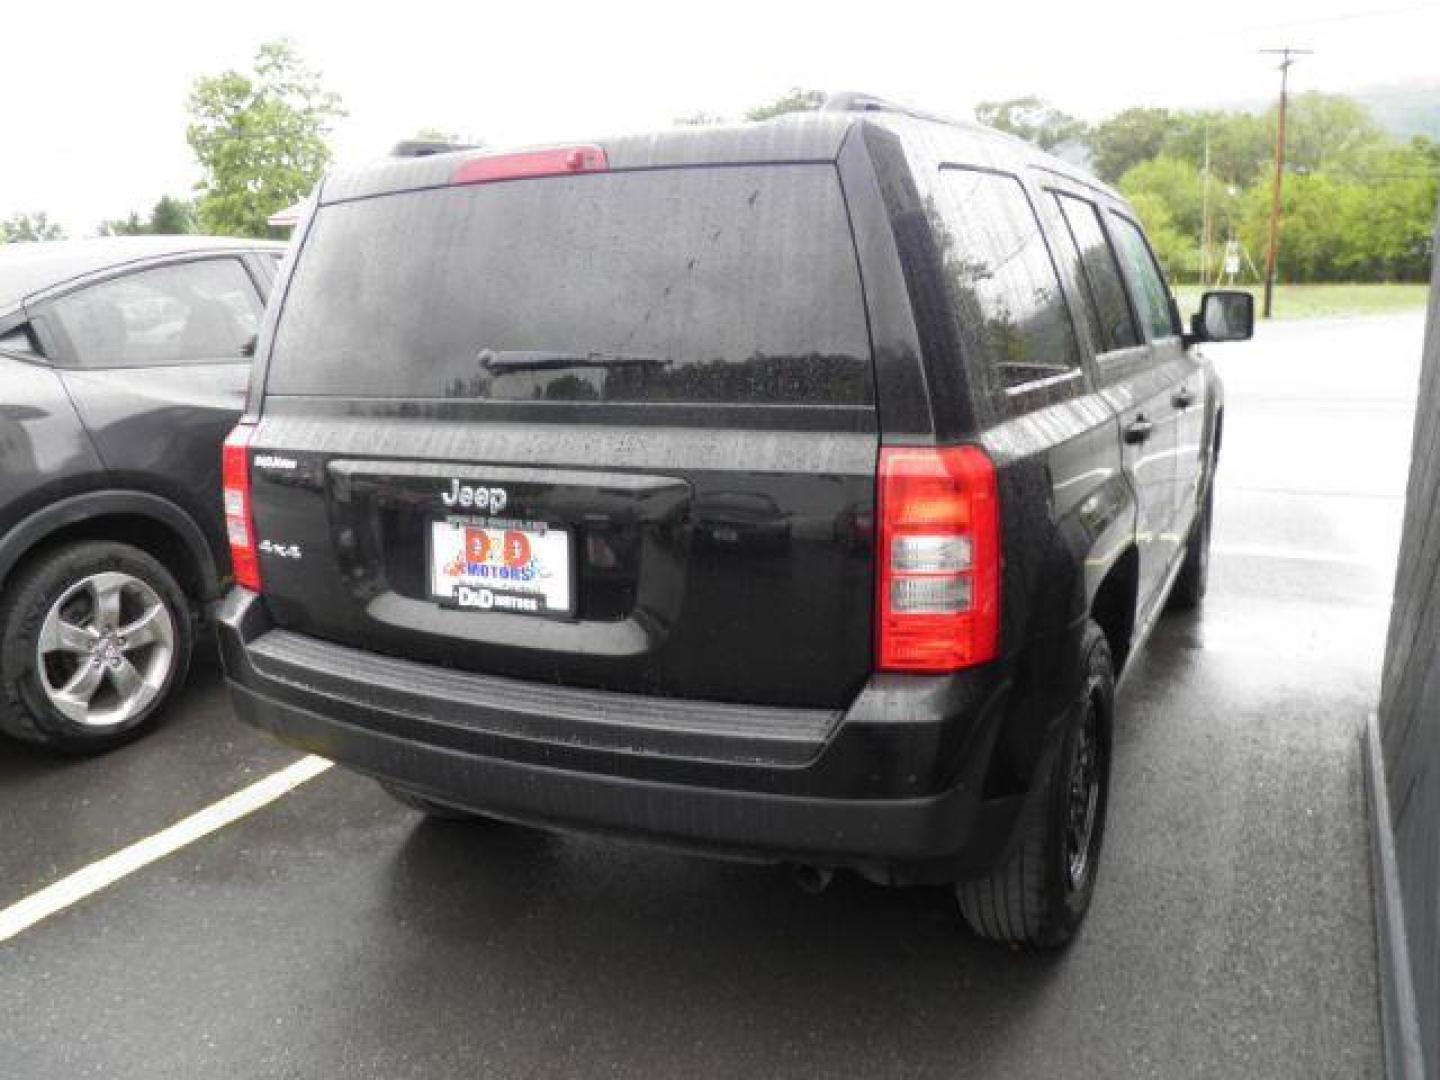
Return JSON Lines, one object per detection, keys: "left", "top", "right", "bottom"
{"left": 1188, "top": 290, "right": 1254, "bottom": 345}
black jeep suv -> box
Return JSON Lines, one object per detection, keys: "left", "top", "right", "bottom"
{"left": 218, "top": 97, "right": 1251, "bottom": 947}
{"left": 0, "top": 236, "right": 285, "bottom": 752}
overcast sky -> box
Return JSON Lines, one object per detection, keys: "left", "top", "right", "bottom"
{"left": 3, "top": 0, "right": 1438, "bottom": 236}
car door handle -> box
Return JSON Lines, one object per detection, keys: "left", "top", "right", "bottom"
{"left": 1172, "top": 387, "right": 1195, "bottom": 409}
{"left": 1124, "top": 416, "right": 1154, "bottom": 445}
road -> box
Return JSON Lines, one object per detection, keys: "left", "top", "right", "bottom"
{"left": 0, "top": 311, "right": 1421, "bottom": 1078}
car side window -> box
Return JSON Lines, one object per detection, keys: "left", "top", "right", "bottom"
{"left": 1051, "top": 194, "right": 1140, "bottom": 352}
{"left": 1108, "top": 214, "right": 1178, "bottom": 342}
{"left": 932, "top": 167, "right": 1082, "bottom": 392}
{"left": 0, "top": 323, "right": 44, "bottom": 359}
{"left": 48, "top": 258, "right": 261, "bottom": 368}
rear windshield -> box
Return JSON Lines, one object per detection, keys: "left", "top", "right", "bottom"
{"left": 267, "top": 164, "right": 872, "bottom": 406}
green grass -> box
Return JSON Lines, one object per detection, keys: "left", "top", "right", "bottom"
{"left": 1172, "top": 283, "right": 1428, "bottom": 322}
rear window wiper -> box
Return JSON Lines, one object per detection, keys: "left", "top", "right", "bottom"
{"left": 477, "top": 349, "right": 670, "bottom": 373}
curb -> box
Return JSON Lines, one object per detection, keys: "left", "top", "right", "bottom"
{"left": 1363, "top": 712, "right": 1426, "bottom": 1079}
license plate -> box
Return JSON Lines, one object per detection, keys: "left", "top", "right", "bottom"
{"left": 428, "top": 516, "right": 574, "bottom": 617}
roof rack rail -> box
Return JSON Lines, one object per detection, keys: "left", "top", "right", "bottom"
{"left": 821, "top": 92, "right": 893, "bottom": 113}
{"left": 389, "top": 139, "right": 478, "bottom": 159}
{"left": 820, "top": 92, "right": 955, "bottom": 126}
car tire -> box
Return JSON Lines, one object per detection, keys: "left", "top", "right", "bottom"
{"left": 1169, "top": 481, "right": 1213, "bottom": 611}
{"left": 0, "top": 541, "right": 193, "bottom": 754}
{"left": 379, "top": 781, "right": 496, "bottom": 821}
{"left": 956, "top": 621, "right": 1114, "bottom": 949}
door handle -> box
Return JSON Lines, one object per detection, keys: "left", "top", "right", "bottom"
{"left": 1124, "top": 416, "right": 1154, "bottom": 445}
{"left": 1172, "top": 387, "right": 1195, "bottom": 409}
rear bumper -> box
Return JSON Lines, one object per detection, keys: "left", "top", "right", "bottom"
{"left": 218, "top": 589, "right": 1023, "bottom": 876}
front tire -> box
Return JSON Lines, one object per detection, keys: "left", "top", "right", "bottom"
{"left": 957, "top": 621, "right": 1114, "bottom": 949}
{"left": 0, "top": 541, "right": 193, "bottom": 754}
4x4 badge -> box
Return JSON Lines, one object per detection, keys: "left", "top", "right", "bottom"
{"left": 442, "top": 479, "right": 508, "bottom": 512}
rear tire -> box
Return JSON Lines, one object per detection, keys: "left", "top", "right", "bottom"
{"left": 1169, "top": 482, "right": 1213, "bottom": 611}
{"left": 0, "top": 541, "right": 193, "bottom": 754}
{"left": 379, "top": 781, "right": 495, "bottom": 822}
{"left": 957, "top": 621, "right": 1114, "bottom": 949}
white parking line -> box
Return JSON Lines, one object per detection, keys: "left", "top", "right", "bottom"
{"left": 1213, "top": 543, "right": 1389, "bottom": 568}
{"left": 0, "top": 754, "right": 332, "bottom": 945}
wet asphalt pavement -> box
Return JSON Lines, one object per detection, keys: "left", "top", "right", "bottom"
{"left": 0, "top": 312, "right": 1422, "bottom": 1078}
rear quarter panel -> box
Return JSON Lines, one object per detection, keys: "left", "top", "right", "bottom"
{"left": 56, "top": 362, "right": 248, "bottom": 569}
{"left": 872, "top": 120, "right": 1141, "bottom": 645}
{"left": 979, "top": 393, "right": 1136, "bottom": 783}
{"left": 866, "top": 118, "right": 1140, "bottom": 787}
{"left": 0, "top": 356, "right": 103, "bottom": 539}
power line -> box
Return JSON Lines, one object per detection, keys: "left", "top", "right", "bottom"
{"left": 1217, "top": 2, "right": 1440, "bottom": 37}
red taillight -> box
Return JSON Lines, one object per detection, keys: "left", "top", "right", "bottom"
{"left": 876, "top": 446, "right": 1000, "bottom": 673}
{"left": 222, "top": 423, "right": 261, "bottom": 593}
{"left": 451, "top": 145, "right": 608, "bottom": 186}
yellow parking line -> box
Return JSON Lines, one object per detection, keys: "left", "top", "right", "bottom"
{"left": 0, "top": 754, "right": 332, "bottom": 944}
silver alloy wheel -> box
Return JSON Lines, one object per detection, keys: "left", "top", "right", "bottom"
{"left": 35, "top": 571, "right": 176, "bottom": 728}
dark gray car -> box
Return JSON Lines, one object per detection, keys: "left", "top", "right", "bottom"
{"left": 0, "top": 236, "right": 285, "bottom": 752}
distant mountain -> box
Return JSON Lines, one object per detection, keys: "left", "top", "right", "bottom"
{"left": 1177, "top": 80, "right": 1439, "bottom": 143}
{"left": 1348, "top": 81, "right": 1440, "bottom": 142}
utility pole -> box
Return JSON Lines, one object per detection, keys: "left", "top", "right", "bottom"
{"left": 1200, "top": 120, "right": 1211, "bottom": 286}
{"left": 1260, "top": 46, "right": 1312, "bottom": 319}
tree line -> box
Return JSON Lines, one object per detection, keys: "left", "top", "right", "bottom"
{"left": 1021, "top": 94, "right": 1438, "bottom": 284}
{"left": 790, "top": 90, "right": 1438, "bottom": 284}
{"left": 3, "top": 56, "right": 1434, "bottom": 286}
{"left": 1, "top": 40, "right": 343, "bottom": 244}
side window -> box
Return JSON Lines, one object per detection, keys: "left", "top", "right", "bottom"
{"left": 1051, "top": 193, "right": 1140, "bottom": 352}
{"left": 932, "top": 167, "right": 1082, "bottom": 391}
{"left": 1108, "top": 214, "right": 1178, "bottom": 342}
{"left": 48, "top": 259, "right": 261, "bottom": 368}
{"left": 0, "top": 323, "right": 44, "bottom": 359}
